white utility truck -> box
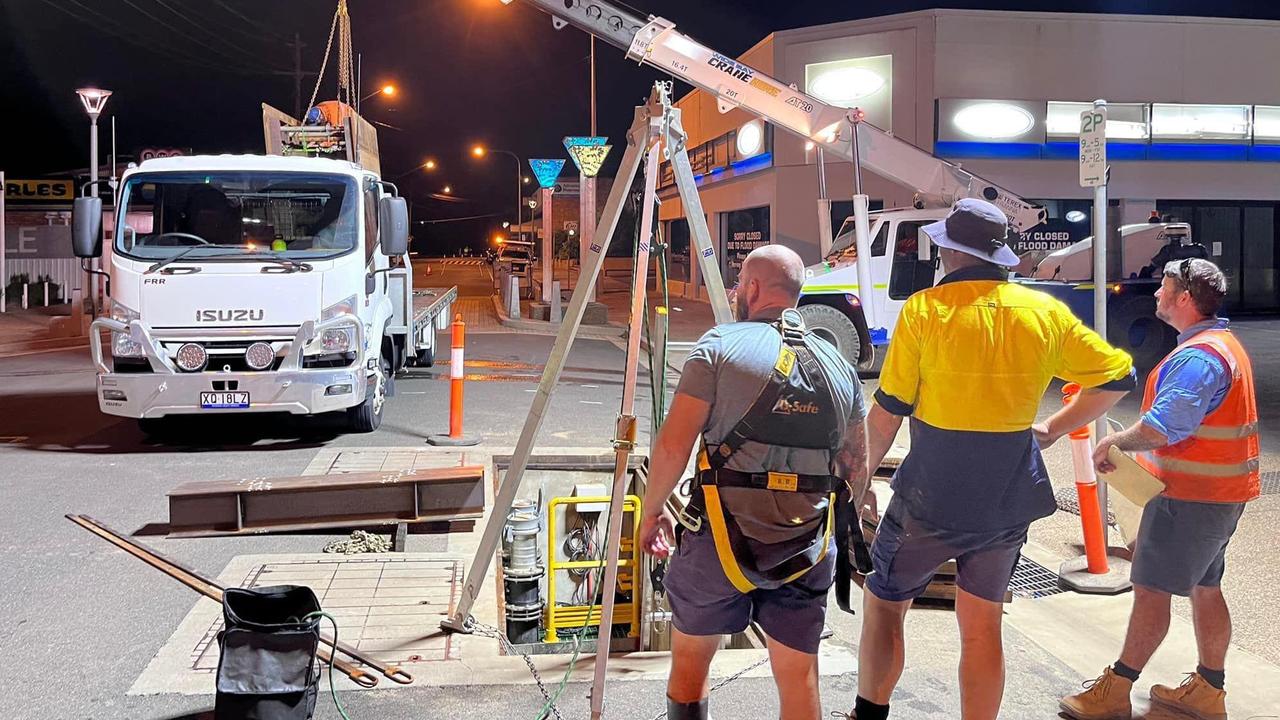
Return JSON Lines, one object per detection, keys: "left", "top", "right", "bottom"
{"left": 71, "top": 103, "right": 456, "bottom": 435}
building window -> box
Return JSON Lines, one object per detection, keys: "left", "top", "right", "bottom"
{"left": 722, "top": 206, "right": 770, "bottom": 289}
{"left": 1156, "top": 201, "right": 1280, "bottom": 311}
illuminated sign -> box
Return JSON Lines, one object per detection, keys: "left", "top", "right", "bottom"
{"left": 528, "top": 158, "right": 566, "bottom": 189}
{"left": 805, "top": 54, "right": 892, "bottom": 130}
{"left": 567, "top": 144, "right": 612, "bottom": 177}
{"left": 5, "top": 179, "right": 74, "bottom": 202}
{"left": 562, "top": 136, "right": 608, "bottom": 150}
{"left": 954, "top": 103, "right": 1035, "bottom": 139}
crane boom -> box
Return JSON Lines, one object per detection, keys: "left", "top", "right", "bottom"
{"left": 515, "top": 0, "right": 1046, "bottom": 231}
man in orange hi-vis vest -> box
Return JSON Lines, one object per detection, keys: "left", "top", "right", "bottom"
{"left": 1061, "top": 258, "right": 1259, "bottom": 720}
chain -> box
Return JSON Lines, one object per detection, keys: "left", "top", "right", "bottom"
{"left": 305, "top": 1, "right": 342, "bottom": 114}
{"left": 643, "top": 654, "right": 772, "bottom": 720}
{"left": 469, "top": 619, "right": 567, "bottom": 720}
{"left": 322, "top": 530, "right": 390, "bottom": 555}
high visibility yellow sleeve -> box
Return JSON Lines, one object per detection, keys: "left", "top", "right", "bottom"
{"left": 1055, "top": 306, "right": 1137, "bottom": 391}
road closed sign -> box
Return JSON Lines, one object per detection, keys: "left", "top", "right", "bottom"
{"left": 1079, "top": 106, "right": 1107, "bottom": 187}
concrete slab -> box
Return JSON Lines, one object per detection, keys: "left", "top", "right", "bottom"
{"left": 1009, "top": 543, "right": 1280, "bottom": 718}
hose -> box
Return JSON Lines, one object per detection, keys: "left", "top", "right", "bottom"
{"left": 302, "top": 611, "right": 353, "bottom": 720}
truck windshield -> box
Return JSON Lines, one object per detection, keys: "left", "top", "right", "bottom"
{"left": 115, "top": 172, "right": 360, "bottom": 261}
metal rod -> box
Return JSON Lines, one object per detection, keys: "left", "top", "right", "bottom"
{"left": 65, "top": 514, "right": 406, "bottom": 686}
{"left": 590, "top": 140, "right": 661, "bottom": 720}
{"left": 1091, "top": 98, "right": 1110, "bottom": 549}
{"left": 442, "top": 94, "right": 656, "bottom": 633}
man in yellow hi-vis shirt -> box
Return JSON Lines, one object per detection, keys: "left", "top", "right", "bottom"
{"left": 843, "top": 199, "right": 1137, "bottom": 720}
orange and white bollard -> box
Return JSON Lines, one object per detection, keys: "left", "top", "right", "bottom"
{"left": 1057, "top": 383, "right": 1131, "bottom": 593}
{"left": 1062, "top": 383, "right": 1109, "bottom": 574}
{"left": 427, "top": 314, "right": 480, "bottom": 446}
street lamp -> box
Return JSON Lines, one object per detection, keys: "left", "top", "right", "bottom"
{"left": 442, "top": 185, "right": 453, "bottom": 194}
{"left": 76, "top": 86, "right": 111, "bottom": 315}
{"left": 472, "top": 144, "right": 524, "bottom": 243}
{"left": 360, "top": 83, "right": 396, "bottom": 104}
{"left": 392, "top": 158, "right": 438, "bottom": 180}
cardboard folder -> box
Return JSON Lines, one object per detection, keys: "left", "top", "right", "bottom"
{"left": 1102, "top": 447, "right": 1166, "bottom": 545}
{"left": 1103, "top": 447, "right": 1166, "bottom": 507}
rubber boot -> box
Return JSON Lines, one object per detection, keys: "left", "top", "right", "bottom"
{"left": 666, "top": 696, "right": 709, "bottom": 720}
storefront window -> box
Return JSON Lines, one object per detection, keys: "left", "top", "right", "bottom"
{"left": 1157, "top": 201, "right": 1280, "bottom": 311}
{"left": 722, "top": 206, "right": 771, "bottom": 288}
{"left": 665, "top": 218, "right": 692, "bottom": 283}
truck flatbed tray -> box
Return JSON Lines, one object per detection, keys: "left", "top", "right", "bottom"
{"left": 412, "top": 286, "right": 458, "bottom": 330}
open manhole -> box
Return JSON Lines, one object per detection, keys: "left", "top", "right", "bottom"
{"left": 1008, "top": 556, "right": 1065, "bottom": 599}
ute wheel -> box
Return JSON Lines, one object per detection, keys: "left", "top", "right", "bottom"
{"left": 347, "top": 352, "right": 390, "bottom": 433}
{"left": 1108, "top": 296, "right": 1176, "bottom": 370}
{"left": 798, "top": 304, "right": 861, "bottom": 368}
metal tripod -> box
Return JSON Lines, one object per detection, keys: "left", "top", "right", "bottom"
{"left": 441, "top": 82, "right": 733, "bottom": 719}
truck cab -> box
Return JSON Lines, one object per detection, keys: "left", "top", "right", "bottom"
{"left": 799, "top": 208, "right": 944, "bottom": 369}
{"left": 72, "top": 153, "right": 429, "bottom": 434}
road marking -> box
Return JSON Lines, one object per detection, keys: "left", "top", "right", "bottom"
{"left": 401, "top": 391, "right": 429, "bottom": 395}
{"left": 580, "top": 400, "right": 603, "bottom": 405}
{"left": 581, "top": 384, "right": 599, "bottom": 388}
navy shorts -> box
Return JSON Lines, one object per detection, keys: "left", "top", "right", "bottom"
{"left": 866, "top": 497, "right": 1027, "bottom": 604}
{"left": 665, "top": 526, "right": 835, "bottom": 654}
{"left": 1131, "top": 495, "right": 1245, "bottom": 596}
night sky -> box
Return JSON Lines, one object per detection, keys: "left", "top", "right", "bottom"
{"left": 5, "top": 0, "right": 1280, "bottom": 252}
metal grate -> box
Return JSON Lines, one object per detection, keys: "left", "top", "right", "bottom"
{"left": 1260, "top": 471, "right": 1280, "bottom": 496}
{"left": 1008, "top": 556, "right": 1066, "bottom": 599}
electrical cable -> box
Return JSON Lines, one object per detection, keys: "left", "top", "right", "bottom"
{"left": 301, "top": 611, "right": 353, "bottom": 720}
{"left": 37, "top": 0, "right": 283, "bottom": 76}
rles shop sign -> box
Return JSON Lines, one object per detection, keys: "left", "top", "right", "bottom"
{"left": 5, "top": 179, "right": 75, "bottom": 202}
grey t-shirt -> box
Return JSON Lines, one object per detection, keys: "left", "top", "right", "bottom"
{"left": 675, "top": 315, "right": 868, "bottom": 558}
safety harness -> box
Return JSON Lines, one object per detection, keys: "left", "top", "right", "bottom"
{"left": 680, "top": 308, "right": 847, "bottom": 593}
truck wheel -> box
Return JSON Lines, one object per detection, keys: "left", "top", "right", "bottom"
{"left": 414, "top": 343, "right": 435, "bottom": 368}
{"left": 798, "top": 304, "right": 861, "bottom": 367}
{"left": 1108, "top": 297, "right": 1176, "bottom": 370}
{"left": 347, "top": 353, "right": 389, "bottom": 433}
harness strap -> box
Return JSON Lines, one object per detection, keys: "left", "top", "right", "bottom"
{"left": 701, "top": 484, "right": 836, "bottom": 594}
{"left": 699, "top": 468, "right": 843, "bottom": 494}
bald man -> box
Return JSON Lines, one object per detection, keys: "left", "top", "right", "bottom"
{"left": 640, "top": 245, "right": 870, "bottom": 720}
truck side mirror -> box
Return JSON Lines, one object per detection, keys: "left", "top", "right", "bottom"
{"left": 378, "top": 195, "right": 409, "bottom": 256}
{"left": 72, "top": 197, "right": 104, "bottom": 258}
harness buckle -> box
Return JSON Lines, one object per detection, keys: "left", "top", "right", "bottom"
{"left": 766, "top": 472, "right": 799, "bottom": 492}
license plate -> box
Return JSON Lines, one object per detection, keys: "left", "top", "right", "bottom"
{"left": 200, "top": 392, "right": 249, "bottom": 409}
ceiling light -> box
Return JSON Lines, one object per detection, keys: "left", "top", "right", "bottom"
{"left": 953, "top": 103, "right": 1035, "bottom": 139}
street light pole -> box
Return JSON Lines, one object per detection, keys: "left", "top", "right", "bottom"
{"left": 77, "top": 87, "right": 111, "bottom": 315}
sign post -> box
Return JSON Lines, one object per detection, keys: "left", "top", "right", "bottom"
{"left": 529, "top": 159, "right": 566, "bottom": 304}
{"left": 1060, "top": 99, "right": 1131, "bottom": 594}
{"left": 564, "top": 137, "right": 610, "bottom": 302}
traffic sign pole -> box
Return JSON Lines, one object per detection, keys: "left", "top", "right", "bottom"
{"left": 1080, "top": 99, "right": 1116, "bottom": 559}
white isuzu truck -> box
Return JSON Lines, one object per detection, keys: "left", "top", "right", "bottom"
{"left": 71, "top": 110, "right": 455, "bottom": 435}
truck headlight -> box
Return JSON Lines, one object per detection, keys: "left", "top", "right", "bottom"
{"left": 110, "top": 301, "right": 145, "bottom": 358}
{"left": 305, "top": 295, "right": 359, "bottom": 357}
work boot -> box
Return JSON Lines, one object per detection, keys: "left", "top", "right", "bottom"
{"left": 1149, "top": 673, "right": 1227, "bottom": 720}
{"left": 1059, "top": 667, "right": 1133, "bottom": 720}
{"left": 666, "top": 696, "right": 709, "bottom": 720}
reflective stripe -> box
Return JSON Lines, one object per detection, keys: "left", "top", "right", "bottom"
{"left": 700, "top": 485, "right": 759, "bottom": 594}
{"left": 1146, "top": 455, "right": 1260, "bottom": 477}
{"left": 1193, "top": 422, "right": 1259, "bottom": 440}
